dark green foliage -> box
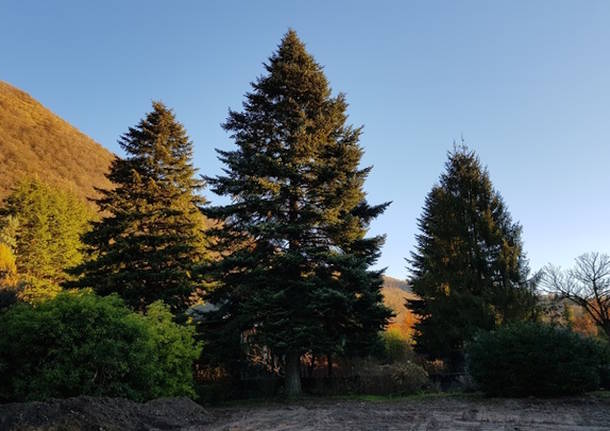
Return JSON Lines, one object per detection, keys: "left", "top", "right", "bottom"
{"left": 467, "top": 323, "right": 606, "bottom": 396}
{"left": 67, "top": 102, "right": 209, "bottom": 314}
{"left": 201, "top": 30, "right": 391, "bottom": 394}
{"left": 408, "top": 146, "right": 536, "bottom": 368}
{"left": 599, "top": 340, "right": 610, "bottom": 389}
{"left": 354, "top": 361, "right": 429, "bottom": 395}
{"left": 0, "top": 287, "right": 17, "bottom": 311}
{"left": 0, "top": 291, "right": 200, "bottom": 402}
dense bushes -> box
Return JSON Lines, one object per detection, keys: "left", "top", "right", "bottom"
{"left": 345, "top": 359, "right": 429, "bottom": 395}
{"left": 467, "top": 323, "right": 607, "bottom": 396}
{"left": 0, "top": 291, "right": 200, "bottom": 402}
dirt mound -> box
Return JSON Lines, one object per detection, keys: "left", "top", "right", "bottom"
{"left": 0, "top": 396, "right": 213, "bottom": 431}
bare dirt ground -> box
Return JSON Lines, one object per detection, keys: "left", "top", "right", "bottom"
{"left": 1, "top": 394, "right": 609, "bottom": 430}
{"left": 208, "top": 395, "right": 610, "bottom": 431}
{"left": 0, "top": 396, "right": 213, "bottom": 430}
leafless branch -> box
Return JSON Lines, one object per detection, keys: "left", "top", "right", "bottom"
{"left": 541, "top": 252, "right": 610, "bottom": 337}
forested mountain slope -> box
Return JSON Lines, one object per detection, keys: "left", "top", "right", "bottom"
{"left": 0, "top": 81, "right": 114, "bottom": 202}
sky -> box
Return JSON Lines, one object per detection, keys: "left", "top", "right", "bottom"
{"left": 2, "top": 1, "right": 609, "bottom": 278}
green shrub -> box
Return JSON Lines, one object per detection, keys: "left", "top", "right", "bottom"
{"left": 381, "top": 328, "right": 414, "bottom": 364}
{"left": 467, "top": 322, "right": 606, "bottom": 397}
{"left": 352, "top": 358, "right": 429, "bottom": 395}
{"left": 599, "top": 340, "right": 610, "bottom": 390}
{"left": 0, "top": 291, "right": 200, "bottom": 402}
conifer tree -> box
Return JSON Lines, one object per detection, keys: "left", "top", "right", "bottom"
{"left": 67, "top": 102, "right": 208, "bottom": 314}
{"left": 407, "top": 146, "right": 536, "bottom": 370}
{"left": 201, "top": 31, "right": 391, "bottom": 395}
{"left": 0, "top": 178, "right": 90, "bottom": 286}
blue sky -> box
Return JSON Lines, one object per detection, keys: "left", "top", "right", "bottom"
{"left": 2, "top": 1, "right": 609, "bottom": 278}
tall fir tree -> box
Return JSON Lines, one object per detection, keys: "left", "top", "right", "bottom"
{"left": 201, "top": 31, "right": 391, "bottom": 395}
{"left": 407, "top": 146, "right": 536, "bottom": 370}
{"left": 67, "top": 102, "right": 209, "bottom": 314}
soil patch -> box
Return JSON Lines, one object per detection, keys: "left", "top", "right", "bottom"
{"left": 2, "top": 395, "right": 610, "bottom": 430}
{"left": 208, "top": 395, "right": 610, "bottom": 431}
{"left": 0, "top": 396, "right": 213, "bottom": 431}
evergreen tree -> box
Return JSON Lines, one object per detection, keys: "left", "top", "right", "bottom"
{"left": 201, "top": 31, "right": 391, "bottom": 395}
{"left": 0, "top": 178, "right": 90, "bottom": 287}
{"left": 407, "top": 146, "right": 536, "bottom": 370}
{"left": 67, "top": 102, "right": 209, "bottom": 314}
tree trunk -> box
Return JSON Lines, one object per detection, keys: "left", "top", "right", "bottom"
{"left": 285, "top": 351, "right": 302, "bottom": 396}
{"left": 327, "top": 353, "right": 333, "bottom": 378}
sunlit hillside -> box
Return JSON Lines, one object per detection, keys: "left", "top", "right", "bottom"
{"left": 381, "top": 276, "right": 418, "bottom": 337}
{"left": 0, "top": 81, "right": 114, "bottom": 202}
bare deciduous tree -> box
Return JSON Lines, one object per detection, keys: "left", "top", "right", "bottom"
{"left": 542, "top": 252, "right": 610, "bottom": 338}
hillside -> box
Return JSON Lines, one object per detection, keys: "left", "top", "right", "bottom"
{"left": 381, "top": 276, "right": 418, "bottom": 336}
{"left": 382, "top": 275, "right": 411, "bottom": 293}
{"left": 0, "top": 81, "right": 114, "bottom": 202}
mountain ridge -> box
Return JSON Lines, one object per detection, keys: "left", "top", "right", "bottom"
{"left": 0, "top": 80, "right": 114, "bottom": 202}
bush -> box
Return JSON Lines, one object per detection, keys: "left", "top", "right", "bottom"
{"left": 141, "top": 301, "right": 202, "bottom": 398}
{"left": 351, "top": 358, "right": 429, "bottom": 395}
{"left": 467, "top": 322, "right": 606, "bottom": 397}
{"left": 599, "top": 341, "right": 610, "bottom": 390}
{"left": 381, "top": 328, "right": 414, "bottom": 364}
{"left": 0, "top": 291, "right": 200, "bottom": 402}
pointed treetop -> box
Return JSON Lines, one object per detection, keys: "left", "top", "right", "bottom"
{"left": 274, "top": 29, "right": 317, "bottom": 66}
{"left": 278, "top": 28, "right": 307, "bottom": 56}
{"left": 254, "top": 29, "right": 329, "bottom": 99}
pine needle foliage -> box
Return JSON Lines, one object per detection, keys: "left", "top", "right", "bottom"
{"left": 67, "top": 102, "right": 209, "bottom": 314}
{"left": 0, "top": 178, "right": 91, "bottom": 286}
{"left": 201, "top": 31, "right": 391, "bottom": 394}
{"left": 407, "top": 146, "right": 536, "bottom": 368}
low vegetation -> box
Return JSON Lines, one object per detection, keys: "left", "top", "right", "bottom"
{"left": 0, "top": 291, "right": 200, "bottom": 402}
{"left": 467, "top": 322, "right": 608, "bottom": 396}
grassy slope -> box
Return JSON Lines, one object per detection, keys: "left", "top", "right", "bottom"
{"left": 0, "top": 81, "right": 114, "bottom": 202}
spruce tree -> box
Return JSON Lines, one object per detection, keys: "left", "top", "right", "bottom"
{"left": 67, "top": 102, "right": 208, "bottom": 314}
{"left": 202, "top": 31, "right": 391, "bottom": 395}
{"left": 407, "top": 146, "right": 536, "bottom": 370}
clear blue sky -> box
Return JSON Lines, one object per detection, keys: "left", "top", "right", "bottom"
{"left": 2, "top": 1, "right": 609, "bottom": 278}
